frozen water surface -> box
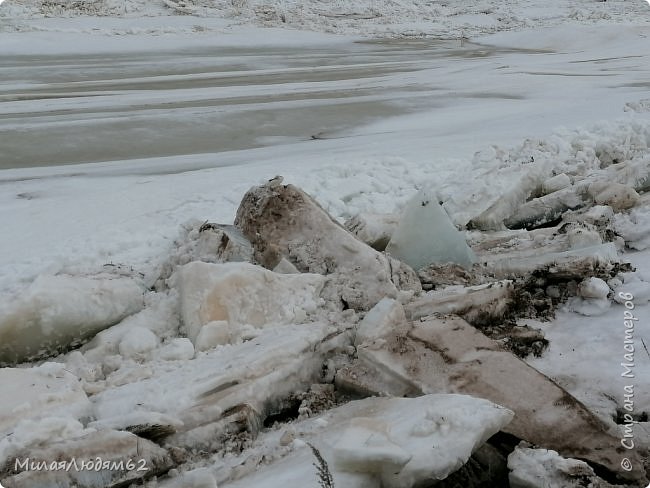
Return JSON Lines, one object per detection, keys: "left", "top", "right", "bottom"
{"left": 0, "top": 40, "right": 546, "bottom": 170}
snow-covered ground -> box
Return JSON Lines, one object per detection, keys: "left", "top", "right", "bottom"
{"left": 1, "top": 1, "right": 650, "bottom": 487}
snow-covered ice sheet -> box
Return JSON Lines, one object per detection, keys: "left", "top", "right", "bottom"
{"left": 219, "top": 394, "right": 513, "bottom": 488}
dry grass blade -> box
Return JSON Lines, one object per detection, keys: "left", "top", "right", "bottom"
{"left": 306, "top": 442, "right": 335, "bottom": 488}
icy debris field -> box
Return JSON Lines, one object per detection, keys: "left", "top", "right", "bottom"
{"left": 1, "top": 1, "right": 650, "bottom": 487}
{"left": 2, "top": 160, "right": 650, "bottom": 487}
{"left": 2, "top": 0, "right": 650, "bottom": 38}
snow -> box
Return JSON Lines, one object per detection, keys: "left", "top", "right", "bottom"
{"left": 156, "top": 337, "right": 195, "bottom": 361}
{"left": 155, "top": 222, "right": 254, "bottom": 288}
{"left": 526, "top": 297, "right": 650, "bottom": 428}
{"left": 191, "top": 321, "right": 229, "bottom": 352}
{"left": 2, "top": 0, "right": 649, "bottom": 39}
{"left": 565, "top": 294, "right": 611, "bottom": 317}
{"left": 118, "top": 325, "right": 160, "bottom": 360}
{"left": 77, "top": 289, "right": 180, "bottom": 373}
{"left": 613, "top": 280, "right": 650, "bottom": 306}
{"left": 1, "top": 1, "right": 650, "bottom": 486}
{"left": 614, "top": 204, "right": 650, "bottom": 250}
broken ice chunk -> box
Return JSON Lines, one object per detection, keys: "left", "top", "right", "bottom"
{"left": 508, "top": 446, "right": 606, "bottom": 488}
{"left": 225, "top": 394, "right": 513, "bottom": 488}
{"left": 0, "top": 274, "right": 144, "bottom": 364}
{"left": 345, "top": 212, "right": 400, "bottom": 251}
{"left": 386, "top": 190, "right": 476, "bottom": 270}
{"left": 2, "top": 429, "right": 173, "bottom": 488}
{"left": 588, "top": 181, "right": 639, "bottom": 212}
{"left": 175, "top": 261, "right": 326, "bottom": 346}
{"left": 333, "top": 419, "right": 412, "bottom": 474}
{"left": 541, "top": 173, "right": 571, "bottom": 194}
{"left": 577, "top": 277, "right": 610, "bottom": 300}
{"left": 118, "top": 325, "right": 159, "bottom": 360}
{"left": 567, "top": 277, "right": 611, "bottom": 316}
{"left": 355, "top": 298, "right": 406, "bottom": 346}
{"left": 194, "top": 320, "right": 232, "bottom": 351}
{"left": 235, "top": 180, "right": 420, "bottom": 310}
{"left": 0, "top": 365, "right": 92, "bottom": 436}
{"left": 567, "top": 226, "right": 602, "bottom": 250}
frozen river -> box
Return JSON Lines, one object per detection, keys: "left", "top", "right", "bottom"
{"left": 2, "top": 29, "right": 648, "bottom": 175}
{"left": 1, "top": 39, "right": 545, "bottom": 170}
